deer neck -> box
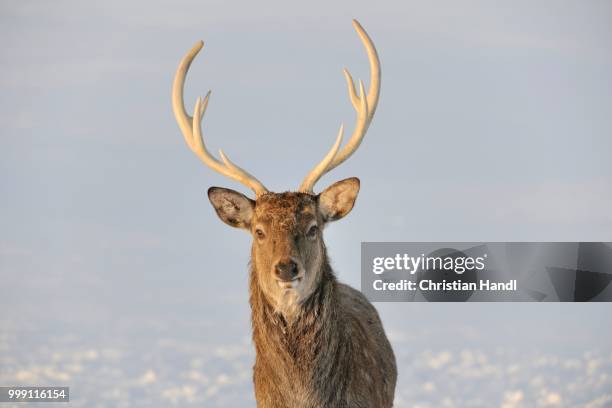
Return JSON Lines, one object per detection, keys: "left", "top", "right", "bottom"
{"left": 249, "top": 259, "right": 338, "bottom": 363}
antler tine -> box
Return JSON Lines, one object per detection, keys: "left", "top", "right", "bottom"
{"left": 298, "top": 125, "right": 344, "bottom": 192}
{"left": 191, "top": 98, "right": 269, "bottom": 196}
{"left": 298, "top": 19, "right": 381, "bottom": 193}
{"left": 173, "top": 41, "right": 202, "bottom": 150}
{"left": 172, "top": 41, "right": 269, "bottom": 197}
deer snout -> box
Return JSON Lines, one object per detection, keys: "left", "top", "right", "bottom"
{"left": 274, "top": 258, "right": 299, "bottom": 282}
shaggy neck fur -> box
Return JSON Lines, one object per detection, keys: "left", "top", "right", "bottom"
{"left": 249, "top": 254, "right": 352, "bottom": 407}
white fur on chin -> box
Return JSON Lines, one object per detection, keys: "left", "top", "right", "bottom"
{"left": 275, "top": 284, "right": 301, "bottom": 321}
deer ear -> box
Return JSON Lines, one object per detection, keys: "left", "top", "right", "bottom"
{"left": 317, "top": 177, "right": 360, "bottom": 223}
{"left": 207, "top": 187, "right": 255, "bottom": 229}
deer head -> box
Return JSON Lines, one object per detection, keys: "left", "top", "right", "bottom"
{"left": 172, "top": 20, "right": 380, "bottom": 317}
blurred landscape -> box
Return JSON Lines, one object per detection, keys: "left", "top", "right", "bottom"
{"left": 2, "top": 0, "right": 611, "bottom": 406}
{"left": 1, "top": 303, "right": 612, "bottom": 407}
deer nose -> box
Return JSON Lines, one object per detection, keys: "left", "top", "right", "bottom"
{"left": 275, "top": 258, "right": 299, "bottom": 281}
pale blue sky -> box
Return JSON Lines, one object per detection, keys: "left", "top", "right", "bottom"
{"left": 1, "top": 1, "right": 611, "bottom": 402}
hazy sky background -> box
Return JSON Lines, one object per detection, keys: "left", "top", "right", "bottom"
{"left": 1, "top": 0, "right": 611, "bottom": 406}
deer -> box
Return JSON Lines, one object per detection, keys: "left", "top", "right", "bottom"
{"left": 172, "top": 20, "right": 397, "bottom": 408}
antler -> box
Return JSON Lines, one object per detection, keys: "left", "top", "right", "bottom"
{"left": 172, "top": 41, "right": 269, "bottom": 197}
{"left": 299, "top": 19, "right": 381, "bottom": 193}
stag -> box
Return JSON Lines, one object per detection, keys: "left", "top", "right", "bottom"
{"left": 172, "top": 20, "right": 396, "bottom": 407}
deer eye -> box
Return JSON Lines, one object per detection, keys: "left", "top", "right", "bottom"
{"left": 306, "top": 225, "right": 319, "bottom": 239}
{"left": 255, "top": 229, "right": 266, "bottom": 240}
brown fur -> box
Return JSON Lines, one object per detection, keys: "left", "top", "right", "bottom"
{"left": 208, "top": 182, "right": 397, "bottom": 407}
